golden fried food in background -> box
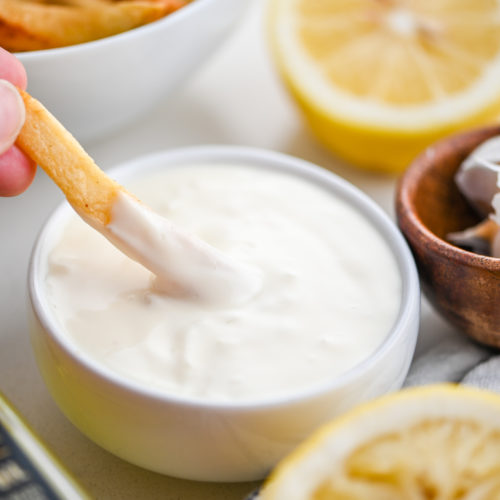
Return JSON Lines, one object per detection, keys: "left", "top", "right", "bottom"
{"left": 0, "top": 0, "right": 189, "bottom": 52}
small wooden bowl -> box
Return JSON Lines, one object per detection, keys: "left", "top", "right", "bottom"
{"left": 396, "top": 126, "right": 500, "bottom": 348}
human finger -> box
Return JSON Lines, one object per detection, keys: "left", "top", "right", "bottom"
{"left": 0, "top": 79, "right": 25, "bottom": 155}
{"left": 0, "top": 47, "right": 27, "bottom": 89}
{"left": 0, "top": 144, "right": 36, "bottom": 196}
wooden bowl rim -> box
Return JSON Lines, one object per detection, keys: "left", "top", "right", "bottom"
{"left": 397, "top": 126, "right": 500, "bottom": 272}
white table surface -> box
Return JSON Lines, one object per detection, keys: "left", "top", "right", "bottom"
{"left": 0, "top": 0, "right": 460, "bottom": 498}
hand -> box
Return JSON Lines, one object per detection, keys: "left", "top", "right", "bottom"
{"left": 0, "top": 48, "right": 35, "bottom": 196}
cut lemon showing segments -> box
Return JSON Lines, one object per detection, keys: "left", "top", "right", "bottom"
{"left": 260, "top": 384, "right": 500, "bottom": 500}
{"left": 269, "top": 0, "right": 500, "bottom": 173}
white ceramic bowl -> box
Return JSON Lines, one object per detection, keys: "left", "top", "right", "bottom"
{"left": 16, "top": 0, "right": 249, "bottom": 143}
{"left": 28, "top": 146, "right": 420, "bottom": 482}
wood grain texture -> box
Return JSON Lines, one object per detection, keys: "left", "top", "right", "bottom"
{"left": 396, "top": 126, "right": 500, "bottom": 347}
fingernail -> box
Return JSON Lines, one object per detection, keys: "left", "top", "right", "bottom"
{"left": 0, "top": 79, "right": 25, "bottom": 156}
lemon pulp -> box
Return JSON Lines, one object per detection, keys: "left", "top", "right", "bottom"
{"left": 270, "top": 0, "right": 500, "bottom": 172}
{"left": 262, "top": 385, "right": 500, "bottom": 500}
{"left": 315, "top": 419, "right": 500, "bottom": 499}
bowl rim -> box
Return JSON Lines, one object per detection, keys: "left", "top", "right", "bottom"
{"left": 15, "top": 0, "right": 216, "bottom": 60}
{"left": 29, "top": 145, "right": 420, "bottom": 410}
{"left": 396, "top": 125, "right": 500, "bottom": 271}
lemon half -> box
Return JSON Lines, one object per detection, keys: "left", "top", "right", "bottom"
{"left": 269, "top": 0, "right": 500, "bottom": 173}
{"left": 261, "top": 384, "right": 500, "bottom": 499}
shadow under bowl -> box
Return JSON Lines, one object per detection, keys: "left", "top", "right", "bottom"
{"left": 396, "top": 126, "right": 500, "bottom": 347}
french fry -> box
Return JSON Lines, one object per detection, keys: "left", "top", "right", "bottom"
{"left": 15, "top": 89, "right": 263, "bottom": 304}
{"left": 16, "top": 89, "right": 127, "bottom": 226}
{"left": 0, "top": 0, "right": 187, "bottom": 52}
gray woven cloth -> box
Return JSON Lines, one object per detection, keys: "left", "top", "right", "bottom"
{"left": 404, "top": 300, "right": 500, "bottom": 392}
{"left": 404, "top": 335, "right": 500, "bottom": 390}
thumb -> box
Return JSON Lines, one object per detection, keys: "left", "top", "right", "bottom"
{"left": 0, "top": 79, "right": 25, "bottom": 156}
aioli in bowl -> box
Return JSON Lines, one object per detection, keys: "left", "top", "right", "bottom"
{"left": 28, "top": 147, "right": 419, "bottom": 481}
{"left": 43, "top": 163, "right": 401, "bottom": 402}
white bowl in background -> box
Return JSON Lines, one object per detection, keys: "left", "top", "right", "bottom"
{"left": 28, "top": 146, "right": 420, "bottom": 482}
{"left": 16, "top": 0, "right": 249, "bottom": 143}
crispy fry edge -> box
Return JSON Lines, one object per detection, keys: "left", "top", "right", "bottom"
{"left": 15, "top": 89, "right": 123, "bottom": 226}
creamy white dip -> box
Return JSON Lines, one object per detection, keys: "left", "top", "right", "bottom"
{"left": 44, "top": 164, "right": 401, "bottom": 402}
